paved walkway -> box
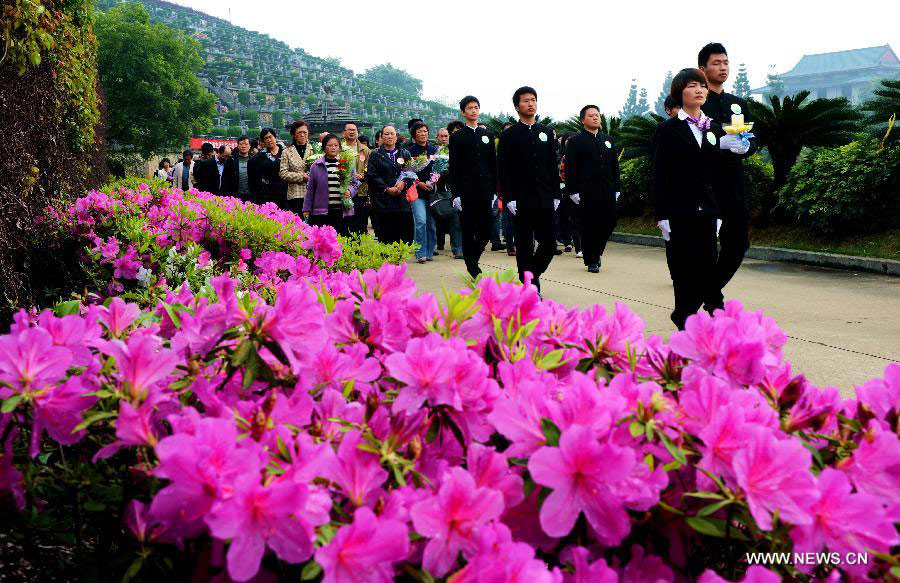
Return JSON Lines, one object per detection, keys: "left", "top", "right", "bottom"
{"left": 404, "top": 242, "right": 900, "bottom": 394}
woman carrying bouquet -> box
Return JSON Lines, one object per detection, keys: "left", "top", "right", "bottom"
{"left": 406, "top": 121, "right": 438, "bottom": 263}
{"left": 652, "top": 68, "right": 731, "bottom": 330}
{"left": 303, "top": 134, "right": 359, "bottom": 235}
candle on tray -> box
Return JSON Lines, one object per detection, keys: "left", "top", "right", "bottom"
{"left": 731, "top": 113, "right": 744, "bottom": 128}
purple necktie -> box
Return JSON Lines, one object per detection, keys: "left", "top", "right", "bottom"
{"left": 686, "top": 116, "right": 711, "bottom": 132}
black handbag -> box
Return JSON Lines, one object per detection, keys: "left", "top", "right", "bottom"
{"left": 429, "top": 189, "right": 455, "bottom": 219}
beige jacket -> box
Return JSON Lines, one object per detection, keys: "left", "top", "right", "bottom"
{"left": 342, "top": 140, "right": 371, "bottom": 197}
{"left": 171, "top": 161, "right": 195, "bottom": 190}
{"left": 279, "top": 143, "right": 308, "bottom": 201}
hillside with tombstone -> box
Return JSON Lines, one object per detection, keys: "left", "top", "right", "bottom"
{"left": 95, "top": 0, "right": 460, "bottom": 139}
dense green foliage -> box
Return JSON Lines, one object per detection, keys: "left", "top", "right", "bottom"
{"left": 96, "top": 2, "right": 215, "bottom": 156}
{"left": 860, "top": 76, "right": 900, "bottom": 142}
{"left": 779, "top": 139, "right": 900, "bottom": 234}
{"left": 363, "top": 63, "right": 423, "bottom": 95}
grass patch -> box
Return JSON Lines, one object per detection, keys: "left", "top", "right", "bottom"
{"left": 615, "top": 216, "right": 900, "bottom": 261}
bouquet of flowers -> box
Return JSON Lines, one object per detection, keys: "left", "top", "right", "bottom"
{"left": 399, "top": 153, "right": 432, "bottom": 183}
{"left": 336, "top": 149, "right": 357, "bottom": 211}
{"left": 427, "top": 145, "right": 450, "bottom": 186}
{"left": 304, "top": 141, "right": 324, "bottom": 164}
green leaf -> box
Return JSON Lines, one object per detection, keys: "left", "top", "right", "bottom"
{"left": 685, "top": 516, "right": 728, "bottom": 538}
{"left": 122, "top": 557, "right": 143, "bottom": 583}
{"left": 683, "top": 491, "right": 725, "bottom": 501}
{"left": 628, "top": 421, "right": 643, "bottom": 438}
{"left": 301, "top": 560, "right": 322, "bottom": 581}
{"left": 541, "top": 418, "right": 561, "bottom": 447}
{"left": 83, "top": 501, "right": 106, "bottom": 512}
{"left": 659, "top": 431, "right": 687, "bottom": 465}
{"left": 74, "top": 410, "right": 118, "bottom": 433}
{"left": 54, "top": 300, "right": 81, "bottom": 317}
{"left": 1, "top": 395, "right": 23, "bottom": 413}
{"left": 697, "top": 500, "right": 732, "bottom": 517}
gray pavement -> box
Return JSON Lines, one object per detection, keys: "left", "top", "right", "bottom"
{"left": 405, "top": 242, "right": 900, "bottom": 395}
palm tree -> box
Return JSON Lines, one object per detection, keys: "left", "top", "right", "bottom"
{"left": 860, "top": 77, "right": 900, "bottom": 142}
{"left": 617, "top": 113, "right": 665, "bottom": 160}
{"left": 748, "top": 91, "right": 861, "bottom": 189}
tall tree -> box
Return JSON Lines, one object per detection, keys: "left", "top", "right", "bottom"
{"left": 363, "top": 63, "right": 423, "bottom": 96}
{"left": 749, "top": 91, "right": 861, "bottom": 214}
{"left": 96, "top": 3, "right": 215, "bottom": 156}
{"left": 655, "top": 71, "right": 673, "bottom": 116}
{"left": 619, "top": 79, "right": 640, "bottom": 118}
{"left": 860, "top": 76, "right": 900, "bottom": 142}
{"left": 733, "top": 64, "right": 751, "bottom": 99}
{"left": 637, "top": 88, "right": 649, "bottom": 117}
{"left": 271, "top": 110, "right": 284, "bottom": 130}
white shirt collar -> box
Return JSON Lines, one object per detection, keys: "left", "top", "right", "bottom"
{"left": 677, "top": 109, "right": 707, "bottom": 122}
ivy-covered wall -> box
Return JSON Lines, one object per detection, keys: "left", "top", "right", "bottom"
{"left": 0, "top": 0, "right": 106, "bottom": 323}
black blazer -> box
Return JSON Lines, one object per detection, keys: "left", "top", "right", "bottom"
{"left": 651, "top": 116, "right": 725, "bottom": 221}
{"left": 702, "top": 91, "right": 758, "bottom": 210}
{"left": 220, "top": 157, "right": 239, "bottom": 196}
{"left": 497, "top": 121, "right": 560, "bottom": 210}
{"left": 448, "top": 126, "right": 496, "bottom": 200}
{"left": 250, "top": 147, "right": 286, "bottom": 202}
{"left": 365, "top": 146, "right": 413, "bottom": 214}
{"left": 564, "top": 130, "right": 621, "bottom": 202}
{"left": 193, "top": 157, "right": 220, "bottom": 195}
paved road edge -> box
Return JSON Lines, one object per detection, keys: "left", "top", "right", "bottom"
{"left": 609, "top": 232, "right": 900, "bottom": 277}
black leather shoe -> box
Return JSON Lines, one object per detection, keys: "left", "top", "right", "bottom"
{"left": 491, "top": 243, "right": 507, "bottom": 251}
{"left": 588, "top": 263, "right": 599, "bottom": 273}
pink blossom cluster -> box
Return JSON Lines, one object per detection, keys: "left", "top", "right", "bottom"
{"left": 1, "top": 256, "right": 898, "bottom": 582}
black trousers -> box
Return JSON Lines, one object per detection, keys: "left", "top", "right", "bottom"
{"left": 706, "top": 206, "right": 750, "bottom": 310}
{"left": 579, "top": 197, "right": 617, "bottom": 266}
{"left": 460, "top": 197, "right": 493, "bottom": 277}
{"left": 665, "top": 216, "right": 718, "bottom": 330}
{"left": 376, "top": 212, "right": 413, "bottom": 244}
{"left": 347, "top": 196, "right": 369, "bottom": 235}
{"left": 309, "top": 207, "right": 348, "bottom": 236}
{"left": 514, "top": 207, "right": 557, "bottom": 286}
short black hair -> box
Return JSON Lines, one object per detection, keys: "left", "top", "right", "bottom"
{"left": 320, "top": 132, "right": 340, "bottom": 148}
{"left": 512, "top": 86, "right": 537, "bottom": 107}
{"left": 249, "top": 138, "right": 258, "bottom": 149}
{"left": 201, "top": 142, "right": 214, "bottom": 155}
{"left": 159, "top": 158, "right": 170, "bottom": 168}
{"left": 502, "top": 122, "right": 513, "bottom": 130}
{"left": 290, "top": 120, "right": 308, "bottom": 135}
{"left": 217, "top": 144, "right": 229, "bottom": 154}
{"left": 182, "top": 149, "right": 193, "bottom": 159}
{"left": 237, "top": 135, "right": 250, "bottom": 143}
{"left": 410, "top": 121, "right": 429, "bottom": 135}
{"left": 343, "top": 121, "right": 358, "bottom": 130}
{"left": 579, "top": 104, "right": 600, "bottom": 120}
{"left": 380, "top": 124, "right": 395, "bottom": 134}
{"left": 663, "top": 95, "right": 678, "bottom": 111}
{"left": 259, "top": 127, "right": 277, "bottom": 140}
{"left": 698, "top": 42, "right": 727, "bottom": 67}
{"left": 375, "top": 129, "right": 382, "bottom": 140}
{"left": 446, "top": 120, "right": 464, "bottom": 134}
{"left": 407, "top": 118, "right": 423, "bottom": 130}
{"left": 459, "top": 95, "right": 480, "bottom": 112}
{"left": 358, "top": 136, "right": 370, "bottom": 146}
{"left": 670, "top": 68, "right": 708, "bottom": 107}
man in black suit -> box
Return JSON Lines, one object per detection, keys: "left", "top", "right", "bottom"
{"left": 448, "top": 95, "right": 496, "bottom": 278}
{"left": 497, "top": 86, "right": 560, "bottom": 293}
{"left": 192, "top": 142, "right": 219, "bottom": 194}
{"left": 565, "top": 105, "right": 621, "bottom": 273}
{"left": 699, "top": 42, "right": 757, "bottom": 312}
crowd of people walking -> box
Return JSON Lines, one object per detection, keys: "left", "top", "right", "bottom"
{"left": 158, "top": 42, "right": 755, "bottom": 330}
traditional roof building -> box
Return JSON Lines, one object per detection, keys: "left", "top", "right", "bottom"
{"left": 752, "top": 45, "right": 899, "bottom": 103}
{"left": 302, "top": 87, "right": 372, "bottom": 134}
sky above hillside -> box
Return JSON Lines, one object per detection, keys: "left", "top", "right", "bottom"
{"left": 169, "top": 0, "right": 899, "bottom": 119}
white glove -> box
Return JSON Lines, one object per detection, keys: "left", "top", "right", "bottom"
{"left": 452, "top": 197, "right": 462, "bottom": 212}
{"left": 729, "top": 141, "right": 750, "bottom": 155}
{"left": 570, "top": 193, "right": 580, "bottom": 205}
{"left": 615, "top": 192, "right": 620, "bottom": 201}
{"left": 492, "top": 194, "right": 498, "bottom": 205}
{"left": 507, "top": 201, "right": 517, "bottom": 216}
{"left": 553, "top": 199, "right": 560, "bottom": 211}
{"left": 719, "top": 135, "right": 740, "bottom": 150}
{"left": 657, "top": 219, "right": 671, "bottom": 242}
{"left": 716, "top": 219, "right": 722, "bottom": 236}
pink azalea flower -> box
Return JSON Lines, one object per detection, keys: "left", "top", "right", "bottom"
{"left": 790, "top": 469, "right": 898, "bottom": 573}
{"left": 36, "top": 310, "right": 102, "bottom": 367}
{"left": 528, "top": 424, "right": 637, "bottom": 543}
{"left": 410, "top": 467, "right": 504, "bottom": 577}
{"left": 838, "top": 426, "right": 900, "bottom": 505}
{"left": 206, "top": 474, "right": 325, "bottom": 581}
{"left": 732, "top": 431, "right": 818, "bottom": 529}
{"left": 466, "top": 443, "right": 524, "bottom": 509}
{"left": 94, "top": 397, "right": 162, "bottom": 461}
{"left": 113, "top": 246, "right": 142, "bottom": 279}
{"left": 698, "top": 565, "right": 780, "bottom": 583}
{"left": 386, "top": 333, "right": 463, "bottom": 413}
{"left": 30, "top": 376, "right": 96, "bottom": 456}
{"left": 300, "top": 224, "right": 342, "bottom": 266}
{"left": 450, "top": 523, "right": 561, "bottom": 583}
{"left": 98, "top": 297, "right": 141, "bottom": 337}
{"left": 621, "top": 545, "right": 674, "bottom": 583}
{"left": 0, "top": 327, "right": 72, "bottom": 396}
{"left": 261, "top": 281, "right": 327, "bottom": 374}
{"left": 315, "top": 507, "right": 409, "bottom": 583}
{"left": 359, "top": 297, "right": 410, "bottom": 353}
{"left": 324, "top": 430, "right": 387, "bottom": 506}
{"left": 97, "top": 334, "right": 180, "bottom": 401}
{"left": 854, "top": 362, "right": 900, "bottom": 422}
{"left": 561, "top": 546, "right": 618, "bottom": 583}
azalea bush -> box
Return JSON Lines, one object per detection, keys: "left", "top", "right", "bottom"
{"left": 1, "top": 248, "right": 899, "bottom": 581}
{"left": 39, "top": 178, "right": 415, "bottom": 307}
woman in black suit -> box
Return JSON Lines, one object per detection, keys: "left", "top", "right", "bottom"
{"left": 652, "top": 68, "right": 738, "bottom": 330}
